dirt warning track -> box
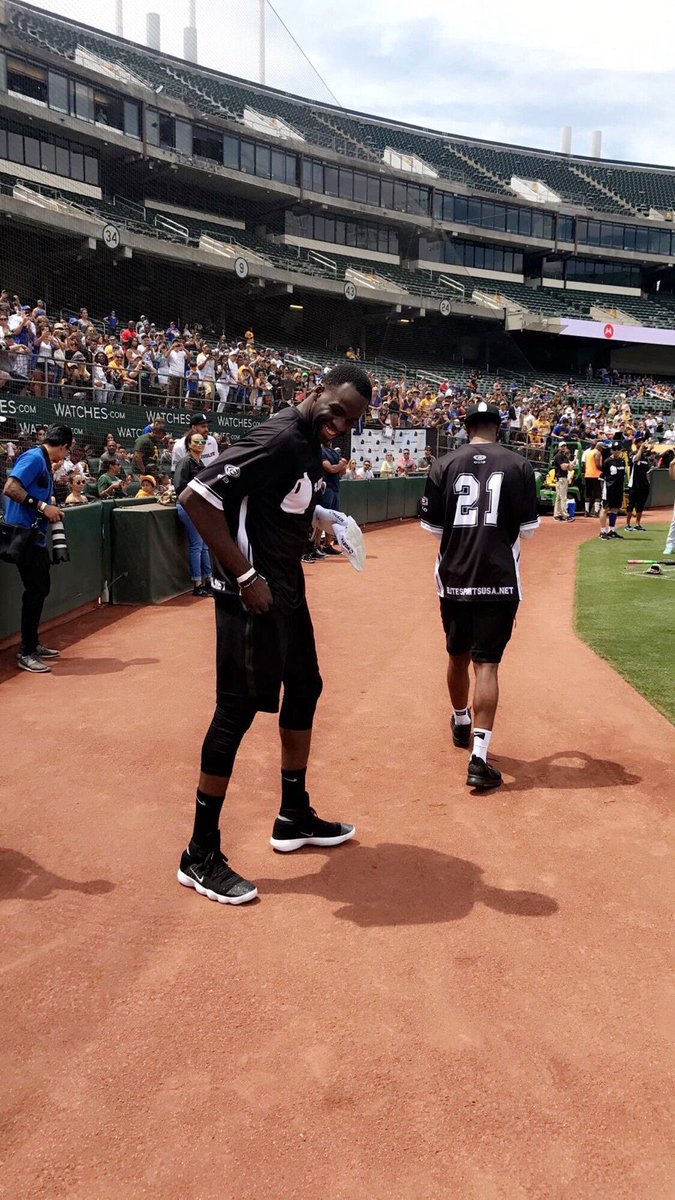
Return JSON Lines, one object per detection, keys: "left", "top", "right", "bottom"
{"left": 1, "top": 517, "right": 673, "bottom": 1199}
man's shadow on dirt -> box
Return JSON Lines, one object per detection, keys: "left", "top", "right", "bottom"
{"left": 492, "top": 751, "right": 640, "bottom": 794}
{"left": 257, "top": 843, "right": 558, "bottom": 928}
{"left": 0, "top": 848, "right": 115, "bottom": 901}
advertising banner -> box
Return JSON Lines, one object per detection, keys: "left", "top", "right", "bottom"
{"left": 558, "top": 318, "right": 675, "bottom": 347}
{"left": 0, "top": 393, "right": 265, "bottom": 445}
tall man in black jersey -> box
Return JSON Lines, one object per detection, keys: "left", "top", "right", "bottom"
{"left": 176, "top": 364, "right": 372, "bottom": 905}
{"left": 421, "top": 401, "right": 540, "bottom": 790}
{"left": 599, "top": 445, "right": 627, "bottom": 540}
{"left": 624, "top": 439, "right": 652, "bottom": 532}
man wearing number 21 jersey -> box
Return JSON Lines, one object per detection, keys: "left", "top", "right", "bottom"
{"left": 420, "top": 402, "right": 539, "bottom": 790}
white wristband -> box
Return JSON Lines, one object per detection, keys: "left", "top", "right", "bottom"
{"left": 236, "top": 566, "right": 257, "bottom": 585}
{"left": 37, "top": 501, "right": 47, "bottom": 513}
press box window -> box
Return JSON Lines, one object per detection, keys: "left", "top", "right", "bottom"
{"left": 7, "top": 130, "right": 23, "bottom": 163}
{"left": 55, "top": 140, "right": 70, "bottom": 177}
{"left": 271, "top": 148, "right": 290, "bottom": 183}
{"left": 70, "top": 144, "right": 84, "bottom": 181}
{"left": 174, "top": 119, "right": 192, "bottom": 156}
{"left": 94, "top": 89, "right": 124, "bottom": 132}
{"left": 193, "top": 125, "right": 222, "bottom": 163}
{"left": 24, "top": 134, "right": 40, "bottom": 169}
{"left": 70, "top": 80, "right": 94, "bottom": 123}
{"left": 40, "top": 138, "right": 56, "bottom": 173}
{"left": 124, "top": 101, "right": 140, "bottom": 140}
{"left": 240, "top": 139, "right": 255, "bottom": 174}
{"left": 6, "top": 57, "right": 47, "bottom": 104}
{"left": 255, "top": 143, "right": 271, "bottom": 178}
{"left": 84, "top": 153, "right": 98, "bottom": 186}
{"left": 223, "top": 134, "right": 239, "bottom": 169}
{"left": 48, "top": 71, "right": 68, "bottom": 114}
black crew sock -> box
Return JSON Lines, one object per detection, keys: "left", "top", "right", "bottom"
{"left": 280, "top": 768, "right": 309, "bottom": 817}
{"left": 190, "top": 788, "right": 225, "bottom": 851}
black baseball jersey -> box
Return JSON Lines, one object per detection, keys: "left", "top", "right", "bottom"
{"left": 629, "top": 454, "right": 650, "bottom": 490}
{"left": 421, "top": 442, "right": 539, "bottom": 601}
{"left": 602, "top": 455, "right": 626, "bottom": 496}
{"left": 187, "top": 408, "right": 323, "bottom": 612}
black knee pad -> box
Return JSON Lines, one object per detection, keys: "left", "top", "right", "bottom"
{"left": 200, "top": 697, "right": 256, "bottom": 777}
{"left": 279, "top": 673, "right": 323, "bottom": 731}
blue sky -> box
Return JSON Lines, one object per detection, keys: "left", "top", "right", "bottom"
{"left": 33, "top": 0, "right": 675, "bottom": 166}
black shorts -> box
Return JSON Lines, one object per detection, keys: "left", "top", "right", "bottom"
{"left": 440, "top": 599, "right": 519, "bottom": 664}
{"left": 215, "top": 596, "right": 321, "bottom": 713}
{"left": 584, "top": 477, "right": 601, "bottom": 502}
{"left": 602, "top": 486, "right": 623, "bottom": 510}
{"left": 627, "top": 487, "right": 649, "bottom": 513}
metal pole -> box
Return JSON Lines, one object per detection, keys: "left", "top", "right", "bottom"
{"left": 259, "top": 0, "right": 266, "bottom": 84}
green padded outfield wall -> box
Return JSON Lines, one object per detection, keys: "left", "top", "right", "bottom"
{"left": 0, "top": 502, "right": 105, "bottom": 642}
{"left": 110, "top": 504, "right": 191, "bottom": 604}
{"left": 648, "top": 468, "right": 675, "bottom": 508}
{"left": 340, "top": 477, "right": 426, "bottom": 523}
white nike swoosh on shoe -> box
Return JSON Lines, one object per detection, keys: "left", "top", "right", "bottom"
{"left": 193, "top": 871, "right": 205, "bottom": 883}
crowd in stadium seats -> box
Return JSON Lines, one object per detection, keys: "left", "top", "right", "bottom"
{"left": 1, "top": 287, "right": 674, "bottom": 507}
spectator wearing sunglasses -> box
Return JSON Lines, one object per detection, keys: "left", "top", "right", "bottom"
{"left": 64, "top": 474, "right": 89, "bottom": 505}
{"left": 173, "top": 430, "right": 212, "bottom": 596}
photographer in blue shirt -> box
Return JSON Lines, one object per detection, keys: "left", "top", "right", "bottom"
{"left": 2, "top": 424, "right": 73, "bottom": 673}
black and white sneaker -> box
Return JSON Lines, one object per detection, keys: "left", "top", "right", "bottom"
{"left": 608, "top": 530, "right": 624, "bottom": 539}
{"left": 17, "top": 653, "right": 51, "bottom": 673}
{"left": 177, "top": 835, "right": 257, "bottom": 904}
{"left": 17, "top": 644, "right": 60, "bottom": 661}
{"left": 451, "top": 709, "right": 472, "bottom": 749}
{"left": 35, "top": 643, "right": 60, "bottom": 659}
{"left": 270, "top": 807, "right": 355, "bottom": 852}
{"left": 467, "top": 756, "right": 503, "bottom": 790}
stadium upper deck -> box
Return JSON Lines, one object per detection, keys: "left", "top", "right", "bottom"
{"left": 2, "top": 0, "right": 675, "bottom": 365}
{"left": 4, "top": 0, "right": 675, "bottom": 217}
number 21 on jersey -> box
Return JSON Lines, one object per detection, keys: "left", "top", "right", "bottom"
{"left": 453, "top": 472, "right": 504, "bottom": 526}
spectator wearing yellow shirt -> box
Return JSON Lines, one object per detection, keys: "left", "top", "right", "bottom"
{"left": 136, "top": 475, "right": 156, "bottom": 499}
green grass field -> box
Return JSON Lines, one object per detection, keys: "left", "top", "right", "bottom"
{"left": 576, "top": 522, "right": 674, "bottom": 724}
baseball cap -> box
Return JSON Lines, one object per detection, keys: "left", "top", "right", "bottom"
{"left": 71, "top": 351, "right": 86, "bottom": 362}
{"left": 464, "top": 401, "right": 501, "bottom": 425}
{"left": 189, "top": 411, "right": 213, "bottom": 425}
{"left": 21, "top": 304, "right": 31, "bottom": 311}
{"left": 68, "top": 316, "right": 79, "bottom": 324}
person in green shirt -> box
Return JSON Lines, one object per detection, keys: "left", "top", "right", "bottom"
{"left": 133, "top": 418, "right": 166, "bottom": 474}
{"left": 97, "top": 458, "right": 129, "bottom": 498}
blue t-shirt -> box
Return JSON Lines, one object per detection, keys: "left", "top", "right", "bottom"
{"left": 322, "top": 446, "right": 341, "bottom": 498}
{"left": 5, "top": 446, "right": 52, "bottom": 546}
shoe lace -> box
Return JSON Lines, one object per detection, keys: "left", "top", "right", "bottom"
{"left": 202, "top": 848, "right": 235, "bottom": 884}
